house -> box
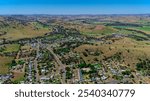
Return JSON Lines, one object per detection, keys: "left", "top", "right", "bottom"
{"left": 41, "top": 69, "right": 49, "bottom": 73}
{"left": 101, "top": 75, "right": 108, "bottom": 80}
{"left": 40, "top": 76, "right": 50, "bottom": 81}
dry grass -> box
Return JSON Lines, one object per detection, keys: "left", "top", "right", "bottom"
{"left": 0, "top": 23, "right": 50, "bottom": 41}
{"left": 74, "top": 38, "right": 150, "bottom": 68}
{"left": 12, "top": 71, "right": 24, "bottom": 81}
{"left": 0, "top": 56, "right": 14, "bottom": 74}
{"left": 94, "top": 25, "right": 105, "bottom": 30}
{"left": 3, "top": 44, "right": 20, "bottom": 53}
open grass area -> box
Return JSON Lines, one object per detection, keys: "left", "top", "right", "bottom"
{"left": 113, "top": 25, "right": 150, "bottom": 35}
{"left": 31, "top": 22, "right": 49, "bottom": 29}
{"left": 74, "top": 38, "right": 150, "bottom": 68}
{"left": 0, "top": 22, "right": 51, "bottom": 41}
{"left": 0, "top": 28, "right": 49, "bottom": 41}
{"left": 45, "top": 34, "right": 64, "bottom": 40}
{"left": 11, "top": 72, "right": 25, "bottom": 83}
{"left": 2, "top": 44, "right": 20, "bottom": 53}
{"left": 0, "top": 56, "right": 14, "bottom": 74}
{"left": 136, "top": 26, "right": 150, "bottom": 31}
{"left": 81, "top": 25, "right": 117, "bottom": 36}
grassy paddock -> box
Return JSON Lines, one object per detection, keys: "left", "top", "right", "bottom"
{"left": 0, "top": 56, "right": 14, "bottom": 74}
{"left": 2, "top": 44, "right": 20, "bottom": 53}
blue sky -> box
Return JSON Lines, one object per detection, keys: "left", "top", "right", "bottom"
{"left": 0, "top": 0, "right": 150, "bottom": 14}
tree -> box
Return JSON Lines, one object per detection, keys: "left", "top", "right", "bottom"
{"left": 11, "top": 60, "right": 17, "bottom": 67}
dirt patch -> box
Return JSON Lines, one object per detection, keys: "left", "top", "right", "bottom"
{"left": 12, "top": 71, "right": 24, "bottom": 81}
{"left": 94, "top": 25, "right": 105, "bottom": 30}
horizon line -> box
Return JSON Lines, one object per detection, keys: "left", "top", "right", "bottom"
{"left": 0, "top": 13, "right": 150, "bottom": 16}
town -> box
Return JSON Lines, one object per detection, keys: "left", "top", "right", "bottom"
{"left": 0, "top": 15, "right": 150, "bottom": 84}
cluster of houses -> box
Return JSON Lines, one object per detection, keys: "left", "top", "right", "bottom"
{"left": 0, "top": 32, "right": 142, "bottom": 84}
{"left": 0, "top": 74, "right": 13, "bottom": 84}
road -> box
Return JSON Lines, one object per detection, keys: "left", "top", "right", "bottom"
{"left": 34, "top": 59, "right": 39, "bottom": 83}
{"left": 34, "top": 40, "right": 40, "bottom": 83}
{"left": 28, "top": 61, "right": 32, "bottom": 83}
{"left": 47, "top": 45, "right": 66, "bottom": 84}
{"left": 16, "top": 51, "right": 20, "bottom": 60}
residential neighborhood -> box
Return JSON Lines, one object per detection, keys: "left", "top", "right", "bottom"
{"left": 0, "top": 15, "right": 150, "bottom": 84}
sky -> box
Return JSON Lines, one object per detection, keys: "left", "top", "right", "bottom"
{"left": 0, "top": 0, "right": 150, "bottom": 14}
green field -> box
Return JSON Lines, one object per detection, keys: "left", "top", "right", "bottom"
{"left": 1, "top": 44, "right": 20, "bottom": 53}
{"left": 137, "top": 26, "right": 150, "bottom": 31}
{"left": 31, "top": 22, "right": 50, "bottom": 29}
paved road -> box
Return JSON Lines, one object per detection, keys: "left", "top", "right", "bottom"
{"left": 34, "top": 59, "right": 39, "bottom": 83}
{"left": 47, "top": 45, "right": 66, "bottom": 84}
{"left": 28, "top": 61, "right": 32, "bottom": 83}
{"left": 34, "top": 41, "right": 40, "bottom": 83}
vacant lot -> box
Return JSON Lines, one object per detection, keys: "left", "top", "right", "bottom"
{"left": 11, "top": 72, "right": 25, "bottom": 82}
{"left": 2, "top": 44, "right": 20, "bottom": 53}
{"left": 0, "top": 56, "right": 14, "bottom": 74}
